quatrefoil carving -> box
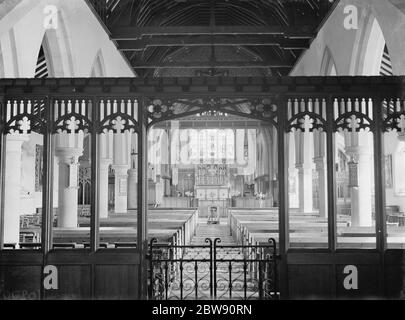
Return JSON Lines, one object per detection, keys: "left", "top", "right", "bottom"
{"left": 150, "top": 99, "right": 169, "bottom": 118}
{"left": 298, "top": 116, "right": 315, "bottom": 131}
{"left": 249, "top": 98, "right": 277, "bottom": 119}
{"left": 17, "top": 116, "right": 31, "bottom": 134}
{"left": 65, "top": 116, "right": 80, "bottom": 133}
{"left": 112, "top": 116, "right": 126, "bottom": 132}
{"left": 346, "top": 115, "right": 361, "bottom": 132}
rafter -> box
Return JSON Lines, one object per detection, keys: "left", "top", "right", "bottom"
{"left": 111, "top": 26, "right": 315, "bottom": 39}
{"left": 117, "top": 36, "right": 310, "bottom": 51}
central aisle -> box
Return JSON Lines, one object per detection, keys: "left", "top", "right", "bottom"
{"left": 169, "top": 218, "right": 264, "bottom": 300}
{"left": 190, "top": 218, "right": 237, "bottom": 245}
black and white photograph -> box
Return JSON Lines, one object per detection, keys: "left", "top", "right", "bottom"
{"left": 0, "top": 0, "right": 405, "bottom": 308}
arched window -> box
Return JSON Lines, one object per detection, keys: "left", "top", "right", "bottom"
{"left": 320, "top": 47, "right": 337, "bottom": 76}
{"left": 379, "top": 45, "right": 393, "bottom": 76}
{"left": 189, "top": 129, "right": 235, "bottom": 163}
{"left": 35, "top": 45, "right": 48, "bottom": 79}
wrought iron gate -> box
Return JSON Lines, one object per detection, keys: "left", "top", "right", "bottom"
{"left": 148, "top": 238, "right": 279, "bottom": 300}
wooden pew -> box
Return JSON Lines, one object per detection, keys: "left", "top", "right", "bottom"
{"left": 52, "top": 208, "right": 199, "bottom": 249}
{"left": 228, "top": 208, "right": 393, "bottom": 249}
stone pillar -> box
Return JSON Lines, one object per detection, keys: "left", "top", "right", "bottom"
{"left": 113, "top": 132, "right": 130, "bottom": 214}
{"left": 296, "top": 164, "right": 313, "bottom": 213}
{"left": 3, "top": 134, "right": 29, "bottom": 245}
{"left": 112, "top": 164, "right": 129, "bottom": 213}
{"left": 346, "top": 145, "right": 373, "bottom": 227}
{"left": 55, "top": 147, "right": 82, "bottom": 228}
{"left": 127, "top": 168, "right": 137, "bottom": 209}
{"left": 313, "top": 130, "right": 327, "bottom": 219}
{"left": 295, "top": 131, "right": 313, "bottom": 213}
{"left": 314, "top": 157, "right": 327, "bottom": 218}
{"left": 99, "top": 159, "right": 111, "bottom": 218}
{"left": 99, "top": 133, "right": 112, "bottom": 219}
{"left": 54, "top": 131, "right": 83, "bottom": 228}
{"left": 155, "top": 179, "right": 164, "bottom": 205}
{"left": 148, "top": 179, "right": 157, "bottom": 205}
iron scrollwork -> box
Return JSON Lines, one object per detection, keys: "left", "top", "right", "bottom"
{"left": 148, "top": 237, "right": 279, "bottom": 300}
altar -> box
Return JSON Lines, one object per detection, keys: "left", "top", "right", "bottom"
{"left": 194, "top": 164, "right": 230, "bottom": 219}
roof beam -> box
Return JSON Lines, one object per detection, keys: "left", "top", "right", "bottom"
{"left": 111, "top": 25, "right": 315, "bottom": 39}
{"left": 117, "top": 36, "right": 310, "bottom": 51}
{"left": 131, "top": 60, "right": 293, "bottom": 69}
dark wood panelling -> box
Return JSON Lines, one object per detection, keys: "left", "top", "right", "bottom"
{"left": 0, "top": 251, "right": 43, "bottom": 265}
{"left": 287, "top": 251, "right": 380, "bottom": 265}
{"left": 95, "top": 265, "right": 139, "bottom": 300}
{"left": 44, "top": 265, "right": 91, "bottom": 300}
{"left": 0, "top": 265, "right": 41, "bottom": 300}
{"left": 288, "top": 265, "right": 334, "bottom": 299}
{"left": 384, "top": 250, "right": 405, "bottom": 299}
{"left": 336, "top": 265, "right": 380, "bottom": 299}
{"left": 384, "top": 265, "right": 405, "bottom": 299}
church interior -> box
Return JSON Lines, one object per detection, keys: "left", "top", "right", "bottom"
{"left": 1, "top": 0, "right": 405, "bottom": 300}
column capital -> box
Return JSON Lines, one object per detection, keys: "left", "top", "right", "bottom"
{"left": 128, "top": 168, "right": 137, "bottom": 178}
{"left": 6, "top": 134, "right": 29, "bottom": 152}
{"left": 398, "top": 132, "right": 405, "bottom": 142}
{"left": 100, "top": 158, "right": 112, "bottom": 167}
{"left": 112, "top": 164, "right": 130, "bottom": 175}
{"left": 55, "top": 147, "right": 83, "bottom": 164}
{"left": 7, "top": 133, "right": 30, "bottom": 142}
{"left": 345, "top": 145, "right": 372, "bottom": 157}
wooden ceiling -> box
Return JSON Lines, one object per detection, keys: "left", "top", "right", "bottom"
{"left": 87, "top": 0, "right": 339, "bottom": 77}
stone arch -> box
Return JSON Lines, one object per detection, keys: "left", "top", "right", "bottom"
{"left": 90, "top": 50, "right": 106, "bottom": 77}
{"left": 320, "top": 46, "right": 337, "bottom": 76}
{"left": 39, "top": 11, "right": 74, "bottom": 77}
{"left": 352, "top": 10, "right": 389, "bottom": 76}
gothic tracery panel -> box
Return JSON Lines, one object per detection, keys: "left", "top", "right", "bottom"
{"left": 287, "top": 98, "right": 327, "bottom": 133}
{"left": 99, "top": 98, "right": 139, "bottom": 133}
{"left": 333, "top": 98, "right": 375, "bottom": 133}
{"left": 53, "top": 98, "right": 93, "bottom": 133}
{"left": 4, "top": 98, "right": 47, "bottom": 134}
{"left": 146, "top": 96, "right": 278, "bottom": 126}
{"left": 382, "top": 98, "right": 405, "bottom": 133}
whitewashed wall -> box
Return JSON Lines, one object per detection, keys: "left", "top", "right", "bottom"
{"left": 291, "top": 0, "right": 405, "bottom": 76}
{"left": 292, "top": 0, "right": 405, "bottom": 212}
{"left": 0, "top": 0, "right": 134, "bottom": 77}
{"left": 0, "top": 0, "right": 134, "bottom": 214}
